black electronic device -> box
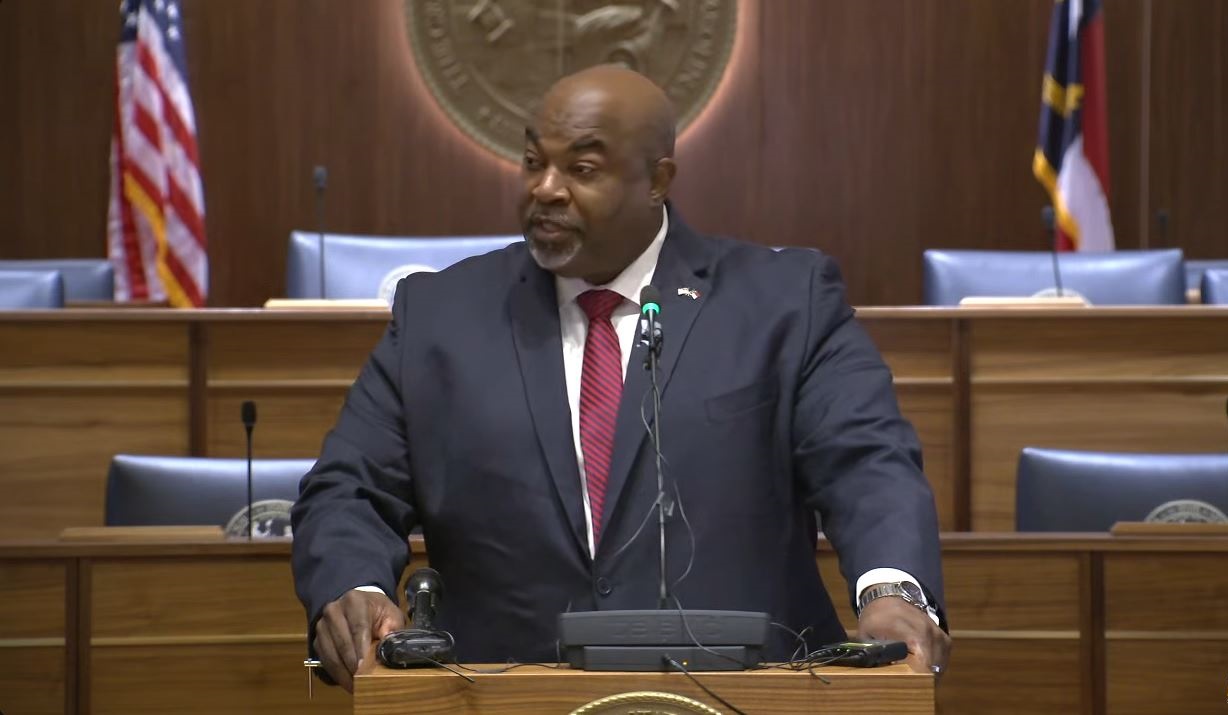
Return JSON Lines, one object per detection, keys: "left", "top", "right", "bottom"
{"left": 376, "top": 568, "right": 456, "bottom": 668}
{"left": 559, "top": 609, "right": 769, "bottom": 672}
{"left": 812, "top": 639, "right": 909, "bottom": 667}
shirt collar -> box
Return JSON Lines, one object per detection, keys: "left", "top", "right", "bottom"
{"left": 555, "top": 206, "right": 668, "bottom": 309}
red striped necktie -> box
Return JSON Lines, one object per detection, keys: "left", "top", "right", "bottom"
{"left": 576, "top": 289, "right": 625, "bottom": 546}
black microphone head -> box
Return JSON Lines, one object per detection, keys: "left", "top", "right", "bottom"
{"left": 408, "top": 567, "right": 442, "bottom": 597}
{"left": 1040, "top": 206, "right": 1056, "bottom": 231}
{"left": 312, "top": 165, "right": 328, "bottom": 191}
{"left": 240, "top": 400, "right": 257, "bottom": 428}
{"left": 639, "top": 285, "right": 661, "bottom": 311}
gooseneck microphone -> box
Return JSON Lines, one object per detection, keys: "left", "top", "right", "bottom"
{"left": 313, "top": 165, "right": 328, "bottom": 299}
{"left": 240, "top": 400, "right": 257, "bottom": 540}
{"left": 1041, "top": 206, "right": 1065, "bottom": 297}
{"left": 638, "top": 286, "right": 671, "bottom": 609}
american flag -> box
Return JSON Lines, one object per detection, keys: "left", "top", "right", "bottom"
{"left": 1032, "top": 0, "right": 1114, "bottom": 252}
{"left": 107, "top": 0, "right": 207, "bottom": 306}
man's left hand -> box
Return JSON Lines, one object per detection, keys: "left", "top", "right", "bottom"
{"left": 855, "top": 596, "right": 951, "bottom": 678}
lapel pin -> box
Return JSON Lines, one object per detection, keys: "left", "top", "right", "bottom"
{"left": 677, "top": 287, "right": 700, "bottom": 300}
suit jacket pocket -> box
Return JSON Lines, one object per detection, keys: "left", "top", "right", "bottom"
{"left": 705, "top": 377, "right": 780, "bottom": 422}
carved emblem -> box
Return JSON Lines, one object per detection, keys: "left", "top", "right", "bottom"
{"left": 404, "top": 0, "right": 737, "bottom": 161}
{"left": 1144, "top": 499, "right": 1228, "bottom": 524}
{"left": 224, "top": 499, "right": 295, "bottom": 539}
{"left": 569, "top": 690, "right": 723, "bottom": 715}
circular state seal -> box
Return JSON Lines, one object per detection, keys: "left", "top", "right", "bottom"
{"left": 1144, "top": 499, "right": 1228, "bottom": 524}
{"left": 569, "top": 690, "right": 722, "bottom": 715}
{"left": 405, "top": 0, "right": 737, "bottom": 161}
{"left": 224, "top": 499, "right": 296, "bottom": 539}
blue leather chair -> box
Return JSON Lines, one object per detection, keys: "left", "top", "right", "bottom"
{"left": 1185, "top": 259, "right": 1228, "bottom": 299}
{"left": 0, "top": 259, "right": 114, "bottom": 301}
{"left": 1200, "top": 269, "right": 1228, "bottom": 305}
{"left": 0, "top": 270, "right": 65, "bottom": 308}
{"left": 285, "top": 232, "right": 523, "bottom": 300}
{"left": 922, "top": 249, "right": 1186, "bottom": 305}
{"left": 105, "top": 455, "right": 315, "bottom": 533}
{"left": 1016, "top": 448, "right": 1228, "bottom": 531}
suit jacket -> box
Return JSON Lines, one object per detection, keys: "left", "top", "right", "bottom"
{"left": 291, "top": 212, "right": 945, "bottom": 663}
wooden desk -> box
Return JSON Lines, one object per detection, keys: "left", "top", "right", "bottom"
{"left": 2, "top": 307, "right": 1228, "bottom": 538}
{"left": 1, "top": 535, "right": 1225, "bottom": 715}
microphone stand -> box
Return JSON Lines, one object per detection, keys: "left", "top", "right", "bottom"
{"left": 644, "top": 323, "right": 669, "bottom": 609}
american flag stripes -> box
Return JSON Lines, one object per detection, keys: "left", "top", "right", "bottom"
{"left": 107, "top": 0, "right": 207, "bottom": 306}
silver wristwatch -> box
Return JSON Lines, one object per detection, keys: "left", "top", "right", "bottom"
{"left": 857, "top": 581, "right": 928, "bottom": 614}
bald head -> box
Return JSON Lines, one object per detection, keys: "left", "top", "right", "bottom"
{"left": 539, "top": 65, "right": 676, "bottom": 166}
{"left": 519, "top": 65, "right": 679, "bottom": 285}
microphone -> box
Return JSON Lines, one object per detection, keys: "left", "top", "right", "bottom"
{"left": 408, "top": 567, "right": 443, "bottom": 631}
{"left": 1154, "top": 209, "right": 1170, "bottom": 245}
{"left": 638, "top": 285, "right": 671, "bottom": 609}
{"left": 1041, "top": 206, "right": 1065, "bottom": 297}
{"left": 313, "top": 165, "right": 328, "bottom": 299}
{"left": 240, "top": 400, "right": 257, "bottom": 540}
{"left": 639, "top": 285, "right": 663, "bottom": 365}
{"left": 377, "top": 567, "right": 455, "bottom": 668}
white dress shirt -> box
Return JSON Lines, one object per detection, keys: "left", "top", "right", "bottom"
{"left": 363, "top": 205, "right": 938, "bottom": 625}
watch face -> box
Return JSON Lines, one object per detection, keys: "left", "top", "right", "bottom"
{"left": 899, "top": 582, "right": 925, "bottom": 603}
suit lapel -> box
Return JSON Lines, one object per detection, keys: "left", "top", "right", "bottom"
{"left": 599, "top": 218, "right": 714, "bottom": 555}
{"left": 509, "top": 260, "right": 590, "bottom": 559}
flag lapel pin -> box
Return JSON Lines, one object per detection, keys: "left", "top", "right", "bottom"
{"left": 677, "top": 287, "right": 700, "bottom": 300}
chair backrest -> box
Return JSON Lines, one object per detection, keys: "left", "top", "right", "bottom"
{"left": 285, "top": 232, "right": 523, "bottom": 300}
{"left": 1184, "top": 259, "right": 1228, "bottom": 297}
{"left": 1016, "top": 448, "right": 1228, "bottom": 531}
{"left": 0, "top": 259, "right": 114, "bottom": 301}
{"left": 0, "top": 270, "right": 65, "bottom": 308}
{"left": 105, "top": 455, "right": 315, "bottom": 533}
{"left": 921, "top": 249, "right": 1186, "bottom": 305}
{"left": 1200, "top": 269, "right": 1228, "bottom": 305}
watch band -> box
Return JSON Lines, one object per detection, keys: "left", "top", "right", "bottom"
{"left": 857, "top": 581, "right": 928, "bottom": 614}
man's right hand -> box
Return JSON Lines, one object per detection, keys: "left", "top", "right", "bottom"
{"left": 313, "top": 590, "right": 405, "bottom": 692}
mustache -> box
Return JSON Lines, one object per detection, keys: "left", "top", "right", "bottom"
{"left": 526, "top": 211, "right": 580, "bottom": 231}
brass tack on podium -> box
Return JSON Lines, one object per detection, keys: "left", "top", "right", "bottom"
{"left": 303, "top": 658, "right": 321, "bottom": 698}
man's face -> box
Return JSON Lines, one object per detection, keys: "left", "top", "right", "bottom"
{"left": 519, "top": 90, "right": 658, "bottom": 285}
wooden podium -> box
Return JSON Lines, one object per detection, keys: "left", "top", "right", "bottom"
{"left": 353, "top": 662, "right": 934, "bottom": 714}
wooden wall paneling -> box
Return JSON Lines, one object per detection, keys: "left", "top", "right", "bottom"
{"left": 186, "top": 0, "right": 522, "bottom": 308}
{"left": 0, "top": 0, "right": 115, "bottom": 261}
{"left": 1148, "top": 0, "right": 1228, "bottom": 258}
{"left": 0, "top": 321, "right": 190, "bottom": 539}
{"left": 969, "top": 316, "right": 1228, "bottom": 530}
{"left": 203, "top": 318, "right": 383, "bottom": 457}
{"left": 0, "top": 560, "right": 68, "bottom": 715}
{"left": 1102, "top": 0, "right": 1147, "bottom": 248}
{"left": 89, "top": 555, "right": 348, "bottom": 714}
{"left": 0, "top": 390, "right": 190, "bottom": 538}
{"left": 207, "top": 388, "right": 347, "bottom": 458}
{"left": 91, "top": 642, "right": 351, "bottom": 715}
{"left": 204, "top": 320, "right": 384, "bottom": 382}
{"left": 754, "top": 0, "right": 1066, "bottom": 305}
{"left": 1104, "top": 550, "right": 1228, "bottom": 714}
{"left": 971, "top": 383, "right": 1228, "bottom": 531}
{"left": 91, "top": 557, "right": 305, "bottom": 637}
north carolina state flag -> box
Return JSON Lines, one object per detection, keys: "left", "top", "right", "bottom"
{"left": 1033, "top": 0, "right": 1114, "bottom": 252}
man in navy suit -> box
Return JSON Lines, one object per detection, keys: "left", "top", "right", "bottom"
{"left": 291, "top": 65, "right": 949, "bottom": 691}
